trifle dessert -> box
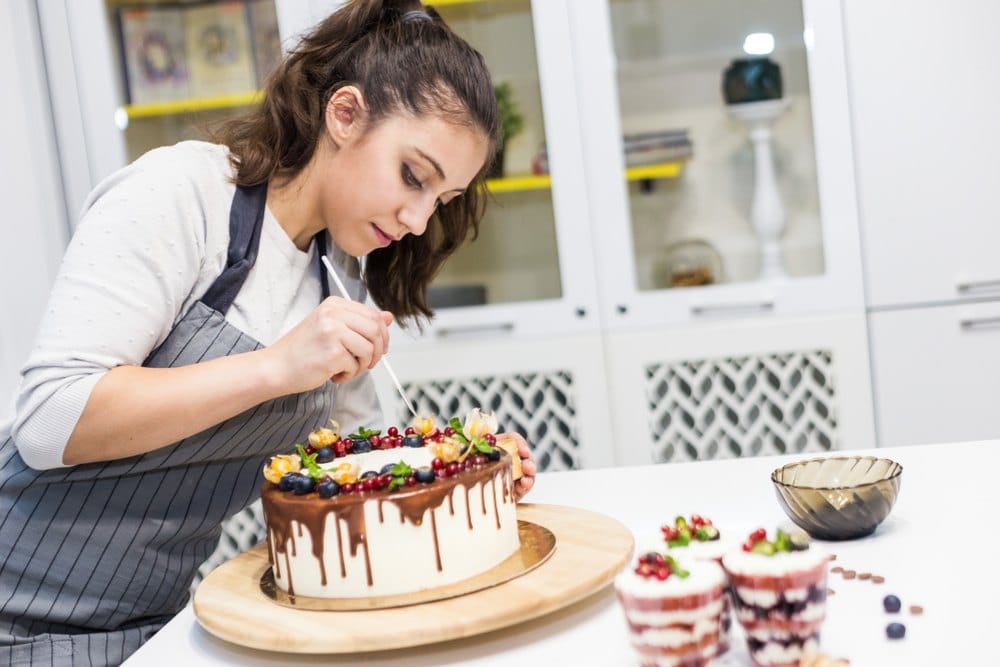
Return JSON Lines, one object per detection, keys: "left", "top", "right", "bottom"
{"left": 259, "top": 409, "right": 521, "bottom": 598}
{"left": 660, "top": 514, "right": 738, "bottom": 656}
{"left": 721, "top": 528, "right": 831, "bottom": 667}
{"left": 615, "top": 551, "right": 727, "bottom": 666}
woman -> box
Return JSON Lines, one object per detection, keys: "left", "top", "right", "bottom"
{"left": 0, "top": 2, "right": 536, "bottom": 664}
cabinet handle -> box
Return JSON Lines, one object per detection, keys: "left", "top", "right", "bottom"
{"left": 434, "top": 322, "right": 515, "bottom": 339}
{"left": 691, "top": 301, "right": 774, "bottom": 318}
{"left": 957, "top": 279, "right": 1000, "bottom": 296}
{"left": 960, "top": 316, "right": 1000, "bottom": 331}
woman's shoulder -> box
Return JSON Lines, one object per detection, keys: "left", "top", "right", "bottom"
{"left": 131, "top": 140, "right": 233, "bottom": 180}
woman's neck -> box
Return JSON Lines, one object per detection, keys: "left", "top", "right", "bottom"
{"left": 267, "top": 159, "right": 324, "bottom": 251}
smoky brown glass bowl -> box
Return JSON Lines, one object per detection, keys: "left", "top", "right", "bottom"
{"left": 771, "top": 456, "right": 902, "bottom": 540}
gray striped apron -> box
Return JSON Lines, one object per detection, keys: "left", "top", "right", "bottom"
{"left": 0, "top": 184, "right": 352, "bottom": 666}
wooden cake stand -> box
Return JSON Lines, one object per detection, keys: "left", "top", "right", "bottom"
{"left": 193, "top": 503, "right": 634, "bottom": 653}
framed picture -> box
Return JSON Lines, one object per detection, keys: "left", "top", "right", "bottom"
{"left": 183, "top": 1, "right": 256, "bottom": 98}
{"left": 118, "top": 5, "right": 190, "bottom": 104}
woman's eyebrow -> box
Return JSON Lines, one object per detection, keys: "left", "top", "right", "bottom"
{"left": 414, "top": 148, "right": 446, "bottom": 180}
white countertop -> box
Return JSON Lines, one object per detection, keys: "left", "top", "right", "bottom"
{"left": 124, "top": 440, "right": 1000, "bottom": 666}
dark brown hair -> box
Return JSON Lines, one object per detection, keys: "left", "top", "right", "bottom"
{"left": 213, "top": 0, "right": 498, "bottom": 323}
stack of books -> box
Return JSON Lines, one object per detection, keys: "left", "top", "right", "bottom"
{"left": 530, "top": 128, "right": 692, "bottom": 175}
{"left": 623, "top": 129, "right": 693, "bottom": 167}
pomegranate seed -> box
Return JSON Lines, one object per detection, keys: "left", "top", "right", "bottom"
{"left": 444, "top": 427, "right": 455, "bottom": 436}
{"left": 388, "top": 426, "right": 399, "bottom": 437}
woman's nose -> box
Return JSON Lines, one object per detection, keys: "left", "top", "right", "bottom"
{"left": 399, "top": 196, "right": 436, "bottom": 237}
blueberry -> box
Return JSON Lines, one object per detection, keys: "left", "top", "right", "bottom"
{"left": 352, "top": 437, "right": 372, "bottom": 454}
{"left": 886, "top": 622, "right": 906, "bottom": 639}
{"left": 360, "top": 470, "right": 378, "bottom": 479}
{"left": 403, "top": 435, "right": 424, "bottom": 448}
{"left": 380, "top": 463, "right": 396, "bottom": 474}
{"left": 883, "top": 595, "right": 901, "bottom": 613}
{"left": 414, "top": 468, "right": 436, "bottom": 484}
{"left": 317, "top": 477, "right": 340, "bottom": 498}
{"left": 314, "top": 447, "right": 335, "bottom": 463}
{"left": 278, "top": 472, "right": 297, "bottom": 492}
{"left": 292, "top": 474, "right": 315, "bottom": 495}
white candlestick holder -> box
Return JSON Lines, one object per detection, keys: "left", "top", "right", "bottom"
{"left": 727, "top": 99, "right": 791, "bottom": 280}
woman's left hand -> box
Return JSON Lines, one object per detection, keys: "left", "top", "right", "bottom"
{"left": 499, "top": 432, "right": 536, "bottom": 500}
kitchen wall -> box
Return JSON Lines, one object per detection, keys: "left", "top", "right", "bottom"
{"left": 0, "top": 0, "right": 70, "bottom": 415}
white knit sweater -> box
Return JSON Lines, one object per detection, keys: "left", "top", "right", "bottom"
{"left": 4, "top": 141, "right": 381, "bottom": 469}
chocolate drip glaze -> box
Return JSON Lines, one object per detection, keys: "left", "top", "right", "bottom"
{"left": 261, "top": 455, "right": 514, "bottom": 592}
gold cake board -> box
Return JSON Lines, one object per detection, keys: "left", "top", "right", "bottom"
{"left": 193, "top": 503, "right": 634, "bottom": 654}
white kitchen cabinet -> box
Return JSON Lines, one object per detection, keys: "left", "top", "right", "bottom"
{"left": 843, "top": 0, "right": 1000, "bottom": 446}
{"left": 843, "top": 0, "right": 1000, "bottom": 310}
{"left": 869, "top": 302, "right": 1000, "bottom": 446}
{"left": 606, "top": 312, "right": 874, "bottom": 466}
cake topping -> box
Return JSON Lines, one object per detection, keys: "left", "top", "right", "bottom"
{"left": 633, "top": 551, "right": 690, "bottom": 581}
{"left": 263, "top": 454, "right": 301, "bottom": 484}
{"left": 661, "top": 514, "right": 721, "bottom": 547}
{"left": 308, "top": 420, "right": 341, "bottom": 448}
{"left": 883, "top": 594, "right": 901, "bottom": 613}
{"left": 886, "top": 622, "right": 906, "bottom": 639}
{"left": 741, "top": 527, "right": 811, "bottom": 554}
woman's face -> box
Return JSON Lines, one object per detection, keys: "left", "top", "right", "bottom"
{"left": 319, "top": 96, "right": 490, "bottom": 257}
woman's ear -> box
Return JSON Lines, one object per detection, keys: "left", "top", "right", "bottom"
{"left": 324, "top": 85, "right": 367, "bottom": 146}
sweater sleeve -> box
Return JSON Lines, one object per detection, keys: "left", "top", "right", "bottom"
{"left": 11, "top": 145, "right": 214, "bottom": 469}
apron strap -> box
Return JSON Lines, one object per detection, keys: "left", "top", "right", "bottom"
{"left": 316, "top": 233, "right": 331, "bottom": 299}
{"left": 200, "top": 183, "right": 268, "bottom": 315}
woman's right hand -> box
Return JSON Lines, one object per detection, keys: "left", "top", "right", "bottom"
{"left": 263, "top": 296, "right": 394, "bottom": 394}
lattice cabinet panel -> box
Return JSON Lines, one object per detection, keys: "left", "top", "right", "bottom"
{"left": 646, "top": 349, "right": 838, "bottom": 462}
{"left": 384, "top": 371, "right": 582, "bottom": 472}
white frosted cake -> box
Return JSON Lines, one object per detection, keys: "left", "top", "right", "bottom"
{"left": 259, "top": 411, "right": 520, "bottom": 598}
{"left": 615, "top": 554, "right": 727, "bottom": 667}
{"left": 721, "top": 528, "right": 831, "bottom": 667}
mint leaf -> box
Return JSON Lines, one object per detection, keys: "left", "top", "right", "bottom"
{"left": 474, "top": 439, "right": 493, "bottom": 454}
{"left": 390, "top": 462, "right": 413, "bottom": 478}
{"left": 295, "top": 444, "right": 323, "bottom": 480}
{"left": 665, "top": 555, "right": 690, "bottom": 579}
{"left": 349, "top": 426, "right": 382, "bottom": 439}
{"left": 448, "top": 417, "right": 463, "bottom": 432}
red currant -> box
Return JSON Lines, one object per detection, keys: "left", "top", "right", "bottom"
{"left": 444, "top": 426, "right": 455, "bottom": 436}
{"left": 484, "top": 434, "right": 496, "bottom": 445}
{"left": 405, "top": 476, "right": 417, "bottom": 486}
{"left": 361, "top": 479, "right": 375, "bottom": 492}
{"left": 341, "top": 483, "right": 356, "bottom": 494}
{"left": 305, "top": 445, "right": 316, "bottom": 455}
{"left": 388, "top": 426, "right": 399, "bottom": 437}
{"left": 445, "top": 462, "right": 459, "bottom": 476}
{"left": 655, "top": 569, "right": 670, "bottom": 581}
{"left": 431, "top": 458, "right": 444, "bottom": 470}
{"left": 404, "top": 426, "right": 415, "bottom": 435}
{"left": 750, "top": 528, "right": 767, "bottom": 543}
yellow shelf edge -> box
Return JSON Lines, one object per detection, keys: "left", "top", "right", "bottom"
{"left": 124, "top": 91, "right": 263, "bottom": 119}
{"left": 625, "top": 162, "right": 685, "bottom": 180}
{"left": 486, "top": 161, "right": 684, "bottom": 194}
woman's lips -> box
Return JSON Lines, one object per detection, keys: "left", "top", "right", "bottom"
{"left": 372, "top": 223, "right": 393, "bottom": 247}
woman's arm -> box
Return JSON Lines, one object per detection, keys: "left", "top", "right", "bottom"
{"left": 64, "top": 297, "right": 392, "bottom": 465}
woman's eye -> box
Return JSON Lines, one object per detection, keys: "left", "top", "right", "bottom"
{"left": 402, "top": 165, "right": 421, "bottom": 188}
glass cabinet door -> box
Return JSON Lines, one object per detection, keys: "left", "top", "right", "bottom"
{"left": 570, "top": 0, "right": 865, "bottom": 329}
{"left": 105, "top": 0, "right": 281, "bottom": 162}
{"left": 394, "top": 0, "right": 602, "bottom": 342}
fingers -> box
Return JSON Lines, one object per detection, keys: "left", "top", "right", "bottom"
{"left": 515, "top": 475, "right": 534, "bottom": 500}
{"left": 319, "top": 297, "right": 392, "bottom": 370}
